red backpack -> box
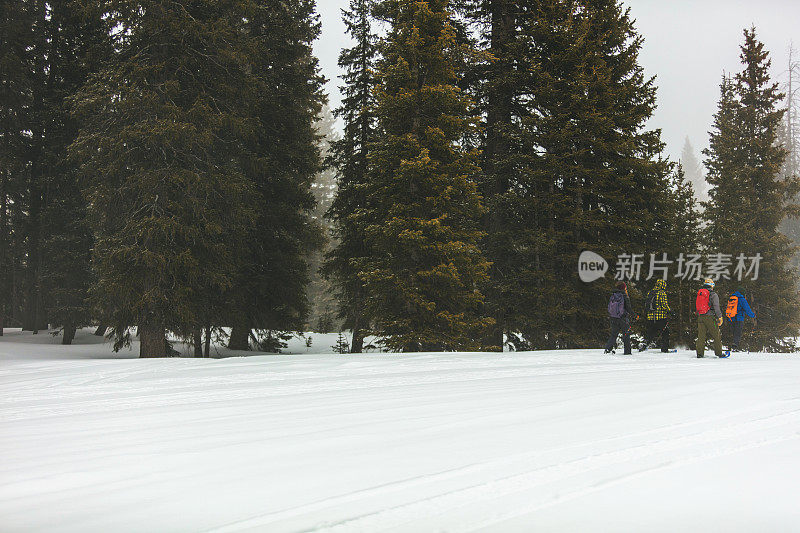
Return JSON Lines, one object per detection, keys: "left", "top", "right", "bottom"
{"left": 696, "top": 288, "right": 710, "bottom": 314}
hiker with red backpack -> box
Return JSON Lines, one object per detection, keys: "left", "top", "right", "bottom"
{"left": 726, "top": 288, "right": 755, "bottom": 352}
{"left": 696, "top": 278, "right": 725, "bottom": 358}
{"left": 604, "top": 281, "right": 633, "bottom": 354}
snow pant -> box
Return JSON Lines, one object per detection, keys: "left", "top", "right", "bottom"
{"left": 645, "top": 319, "right": 670, "bottom": 351}
{"left": 696, "top": 314, "right": 722, "bottom": 357}
{"left": 605, "top": 317, "right": 631, "bottom": 354}
{"left": 731, "top": 320, "right": 744, "bottom": 349}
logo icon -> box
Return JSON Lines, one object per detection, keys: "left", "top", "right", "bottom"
{"left": 578, "top": 251, "right": 608, "bottom": 283}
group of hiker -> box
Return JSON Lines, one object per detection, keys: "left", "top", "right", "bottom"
{"left": 604, "top": 278, "right": 755, "bottom": 357}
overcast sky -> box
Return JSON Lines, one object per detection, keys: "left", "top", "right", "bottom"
{"left": 314, "top": 0, "right": 800, "bottom": 162}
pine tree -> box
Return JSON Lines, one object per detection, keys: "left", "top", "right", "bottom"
{"left": 324, "top": 0, "right": 379, "bottom": 353}
{"left": 664, "top": 164, "right": 702, "bottom": 346}
{"left": 0, "top": 0, "right": 35, "bottom": 335}
{"left": 362, "top": 0, "right": 491, "bottom": 352}
{"left": 516, "top": 0, "right": 673, "bottom": 348}
{"left": 224, "top": 0, "right": 326, "bottom": 350}
{"left": 463, "top": 0, "right": 530, "bottom": 351}
{"left": 680, "top": 137, "right": 707, "bottom": 204}
{"left": 703, "top": 28, "right": 800, "bottom": 352}
{"left": 777, "top": 45, "right": 800, "bottom": 277}
{"left": 38, "top": 2, "right": 110, "bottom": 344}
{"left": 306, "top": 106, "right": 340, "bottom": 334}
{"left": 70, "top": 0, "right": 260, "bottom": 357}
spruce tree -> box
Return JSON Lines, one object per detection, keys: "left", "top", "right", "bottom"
{"left": 324, "top": 0, "right": 379, "bottom": 353}
{"left": 680, "top": 137, "right": 706, "bottom": 204}
{"left": 71, "top": 0, "right": 260, "bottom": 357}
{"left": 0, "top": 0, "right": 35, "bottom": 334}
{"left": 225, "top": 0, "right": 325, "bottom": 350}
{"left": 704, "top": 28, "right": 800, "bottom": 352}
{"left": 515, "top": 0, "right": 672, "bottom": 348}
{"left": 665, "top": 164, "right": 702, "bottom": 346}
{"left": 362, "top": 0, "right": 491, "bottom": 352}
{"left": 307, "top": 106, "right": 340, "bottom": 333}
{"left": 39, "top": 2, "right": 110, "bottom": 344}
{"left": 463, "top": 0, "right": 531, "bottom": 351}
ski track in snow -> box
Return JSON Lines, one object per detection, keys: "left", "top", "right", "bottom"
{"left": 2, "top": 329, "right": 800, "bottom": 532}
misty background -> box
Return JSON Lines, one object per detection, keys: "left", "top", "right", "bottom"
{"left": 314, "top": 0, "right": 800, "bottom": 163}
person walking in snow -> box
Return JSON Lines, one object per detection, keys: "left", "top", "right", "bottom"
{"left": 726, "top": 287, "right": 755, "bottom": 352}
{"left": 696, "top": 278, "right": 724, "bottom": 358}
{"left": 641, "top": 278, "right": 672, "bottom": 352}
{"left": 605, "top": 281, "right": 633, "bottom": 354}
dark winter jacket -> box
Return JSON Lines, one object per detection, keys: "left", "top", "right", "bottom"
{"left": 730, "top": 291, "right": 755, "bottom": 322}
{"left": 646, "top": 279, "right": 671, "bottom": 320}
{"left": 609, "top": 289, "right": 633, "bottom": 319}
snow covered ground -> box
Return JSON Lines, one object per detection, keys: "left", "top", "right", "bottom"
{"left": 2, "top": 328, "right": 800, "bottom": 532}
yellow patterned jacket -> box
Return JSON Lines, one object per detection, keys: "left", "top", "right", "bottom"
{"left": 646, "top": 279, "right": 671, "bottom": 320}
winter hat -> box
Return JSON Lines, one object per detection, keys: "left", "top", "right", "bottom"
{"left": 703, "top": 278, "right": 715, "bottom": 289}
{"left": 616, "top": 281, "right": 627, "bottom": 291}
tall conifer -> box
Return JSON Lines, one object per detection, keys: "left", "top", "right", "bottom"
{"left": 225, "top": 0, "right": 325, "bottom": 350}
{"left": 71, "top": 0, "right": 259, "bottom": 356}
{"left": 517, "top": 0, "right": 672, "bottom": 348}
{"left": 324, "top": 0, "right": 379, "bottom": 353}
{"left": 362, "top": 0, "right": 491, "bottom": 352}
{"left": 704, "top": 28, "right": 800, "bottom": 351}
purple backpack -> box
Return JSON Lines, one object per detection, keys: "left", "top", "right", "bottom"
{"left": 608, "top": 292, "right": 625, "bottom": 318}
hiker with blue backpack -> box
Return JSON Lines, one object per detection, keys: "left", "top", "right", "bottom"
{"left": 725, "top": 288, "right": 755, "bottom": 352}
{"left": 605, "top": 281, "right": 633, "bottom": 354}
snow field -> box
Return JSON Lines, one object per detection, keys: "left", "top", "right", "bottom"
{"left": 1, "top": 329, "right": 799, "bottom": 532}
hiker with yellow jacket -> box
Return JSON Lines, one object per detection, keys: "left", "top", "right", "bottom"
{"left": 641, "top": 278, "right": 672, "bottom": 352}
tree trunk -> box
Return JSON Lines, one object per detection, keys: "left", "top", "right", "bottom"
{"left": 228, "top": 321, "right": 250, "bottom": 351}
{"left": 351, "top": 328, "right": 364, "bottom": 354}
{"left": 204, "top": 325, "right": 211, "bottom": 357}
{"left": 0, "top": 164, "right": 7, "bottom": 338}
{"left": 139, "top": 322, "right": 167, "bottom": 358}
{"left": 480, "top": 0, "right": 514, "bottom": 353}
{"left": 94, "top": 324, "right": 108, "bottom": 336}
{"left": 62, "top": 324, "right": 76, "bottom": 345}
{"left": 350, "top": 308, "right": 364, "bottom": 353}
{"left": 193, "top": 328, "right": 203, "bottom": 357}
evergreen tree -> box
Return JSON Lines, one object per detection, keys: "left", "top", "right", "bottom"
{"left": 362, "top": 0, "right": 491, "bottom": 352}
{"left": 324, "top": 0, "right": 379, "bottom": 353}
{"left": 664, "top": 164, "right": 702, "bottom": 346}
{"left": 225, "top": 0, "right": 326, "bottom": 350}
{"left": 463, "top": 0, "right": 530, "bottom": 351}
{"left": 39, "top": 2, "right": 110, "bottom": 344}
{"left": 778, "top": 46, "right": 800, "bottom": 276}
{"left": 306, "top": 106, "right": 340, "bottom": 334}
{"left": 680, "top": 137, "right": 707, "bottom": 204}
{"left": 518, "top": 0, "right": 672, "bottom": 348}
{"left": 703, "top": 28, "right": 800, "bottom": 352}
{"left": 0, "top": 0, "right": 35, "bottom": 334}
{"left": 70, "top": 0, "right": 260, "bottom": 357}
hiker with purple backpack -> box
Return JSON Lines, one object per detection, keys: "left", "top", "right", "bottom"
{"left": 604, "top": 281, "right": 634, "bottom": 354}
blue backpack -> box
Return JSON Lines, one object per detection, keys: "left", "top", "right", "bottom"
{"left": 608, "top": 292, "right": 626, "bottom": 318}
